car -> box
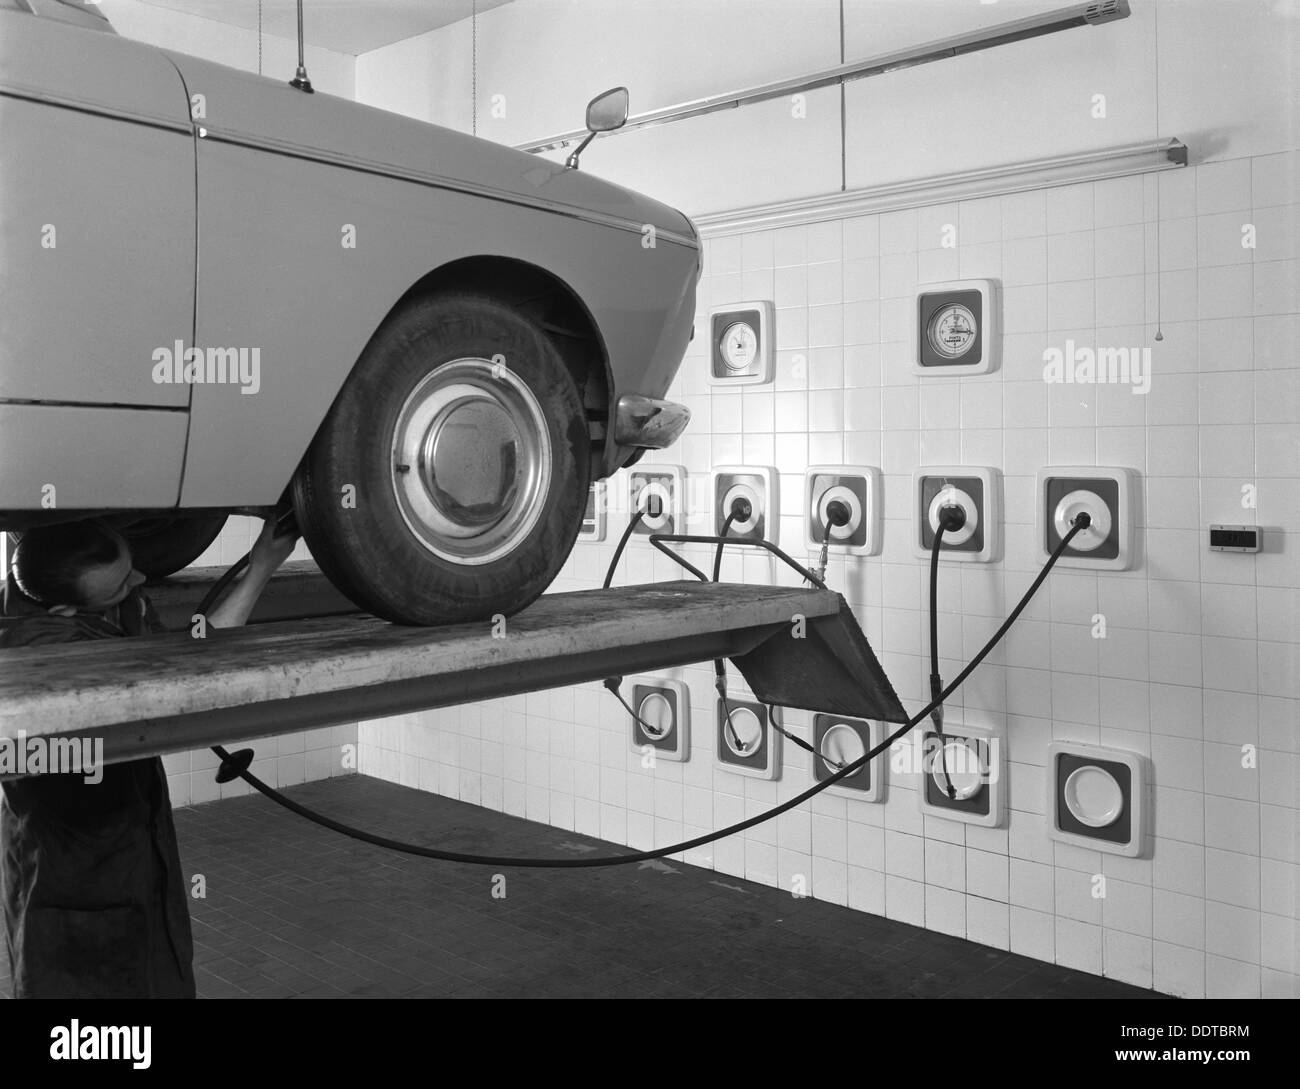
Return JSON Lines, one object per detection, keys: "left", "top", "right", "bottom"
{"left": 0, "top": 0, "right": 698, "bottom": 625}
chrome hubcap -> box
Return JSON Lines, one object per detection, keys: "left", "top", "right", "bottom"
{"left": 390, "top": 358, "right": 551, "bottom": 565}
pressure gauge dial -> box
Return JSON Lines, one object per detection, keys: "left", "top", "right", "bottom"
{"left": 720, "top": 321, "right": 758, "bottom": 371}
{"left": 912, "top": 281, "right": 998, "bottom": 376}
{"left": 927, "top": 303, "right": 978, "bottom": 358}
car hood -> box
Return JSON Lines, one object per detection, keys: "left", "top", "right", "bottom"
{"left": 162, "top": 52, "right": 697, "bottom": 249}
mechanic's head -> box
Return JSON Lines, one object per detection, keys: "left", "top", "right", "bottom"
{"left": 11, "top": 521, "right": 146, "bottom": 614}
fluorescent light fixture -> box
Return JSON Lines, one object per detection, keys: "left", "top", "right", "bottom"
{"left": 517, "top": 0, "right": 1131, "bottom": 154}
{"left": 692, "top": 138, "right": 1187, "bottom": 238}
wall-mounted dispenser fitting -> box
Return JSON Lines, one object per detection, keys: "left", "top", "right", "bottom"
{"left": 629, "top": 465, "right": 686, "bottom": 536}
{"left": 811, "top": 714, "right": 884, "bottom": 801}
{"left": 1046, "top": 742, "right": 1148, "bottom": 857}
{"left": 626, "top": 675, "right": 690, "bottom": 762}
{"left": 805, "top": 466, "right": 882, "bottom": 556}
{"left": 713, "top": 466, "right": 779, "bottom": 547}
{"left": 914, "top": 466, "right": 1000, "bottom": 563}
{"left": 715, "top": 697, "right": 780, "bottom": 779}
{"left": 917, "top": 724, "right": 1004, "bottom": 827}
{"left": 1035, "top": 466, "right": 1138, "bottom": 570}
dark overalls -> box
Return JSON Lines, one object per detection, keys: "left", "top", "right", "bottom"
{"left": 0, "top": 576, "right": 196, "bottom": 998}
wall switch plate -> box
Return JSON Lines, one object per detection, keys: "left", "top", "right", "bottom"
{"left": 917, "top": 724, "right": 1004, "bottom": 827}
{"left": 625, "top": 676, "right": 690, "bottom": 762}
{"left": 913, "top": 466, "right": 1000, "bottom": 562}
{"left": 713, "top": 466, "right": 779, "bottom": 548}
{"left": 708, "top": 301, "right": 774, "bottom": 386}
{"left": 578, "top": 480, "right": 607, "bottom": 542}
{"left": 715, "top": 697, "right": 780, "bottom": 779}
{"left": 805, "top": 466, "right": 882, "bottom": 556}
{"left": 911, "top": 278, "right": 1000, "bottom": 377}
{"left": 1035, "top": 466, "right": 1138, "bottom": 570}
{"left": 1046, "top": 742, "right": 1148, "bottom": 857}
{"left": 811, "top": 714, "right": 885, "bottom": 801}
{"left": 629, "top": 465, "right": 685, "bottom": 536}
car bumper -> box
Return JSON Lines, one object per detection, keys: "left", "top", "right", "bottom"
{"left": 612, "top": 394, "right": 691, "bottom": 449}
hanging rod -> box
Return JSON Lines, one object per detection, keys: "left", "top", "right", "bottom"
{"left": 515, "top": 0, "right": 1131, "bottom": 154}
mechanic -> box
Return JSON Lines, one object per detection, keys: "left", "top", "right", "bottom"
{"left": 0, "top": 515, "right": 298, "bottom": 998}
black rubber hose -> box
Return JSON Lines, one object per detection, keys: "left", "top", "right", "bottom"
{"left": 195, "top": 507, "right": 298, "bottom": 618}
{"left": 196, "top": 555, "right": 249, "bottom": 618}
{"left": 928, "top": 504, "right": 969, "bottom": 798}
{"left": 713, "top": 510, "right": 741, "bottom": 582}
{"left": 713, "top": 508, "right": 746, "bottom": 751}
{"left": 928, "top": 522, "right": 956, "bottom": 799}
{"left": 211, "top": 515, "right": 1092, "bottom": 869}
{"left": 603, "top": 509, "right": 644, "bottom": 589}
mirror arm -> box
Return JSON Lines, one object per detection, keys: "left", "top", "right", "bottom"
{"left": 564, "top": 131, "right": 597, "bottom": 170}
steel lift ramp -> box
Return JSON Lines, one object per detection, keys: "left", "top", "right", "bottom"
{"left": 0, "top": 579, "right": 907, "bottom": 770}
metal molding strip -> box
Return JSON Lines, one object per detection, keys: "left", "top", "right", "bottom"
{"left": 0, "top": 82, "right": 193, "bottom": 134}
{"left": 690, "top": 138, "right": 1188, "bottom": 238}
{"left": 196, "top": 124, "right": 699, "bottom": 250}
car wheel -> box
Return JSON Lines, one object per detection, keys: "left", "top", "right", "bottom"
{"left": 293, "top": 292, "right": 592, "bottom": 625}
{"left": 118, "top": 513, "right": 228, "bottom": 578}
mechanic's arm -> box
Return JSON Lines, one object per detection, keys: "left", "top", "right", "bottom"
{"left": 205, "top": 516, "right": 299, "bottom": 629}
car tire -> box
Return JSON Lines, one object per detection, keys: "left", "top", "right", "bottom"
{"left": 119, "top": 513, "right": 228, "bottom": 578}
{"left": 293, "top": 292, "right": 592, "bottom": 625}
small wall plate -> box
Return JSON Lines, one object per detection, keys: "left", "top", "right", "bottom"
{"left": 911, "top": 278, "right": 1000, "bottom": 377}
{"left": 811, "top": 713, "right": 885, "bottom": 801}
{"left": 805, "top": 466, "right": 882, "bottom": 556}
{"left": 913, "top": 466, "right": 1000, "bottom": 563}
{"left": 708, "top": 301, "right": 774, "bottom": 386}
{"left": 629, "top": 465, "right": 685, "bottom": 536}
{"left": 625, "top": 676, "right": 690, "bottom": 762}
{"left": 578, "top": 480, "right": 607, "bottom": 542}
{"left": 713, "top": 466, "right": 779, "bottom": 548}
{"left": 1046, "top": 742, "right": 1148, "bottom": 857}
{"left": 1035, "top": 466, "right": 1138, "bottom": 571}
{"left": 916, "top": 724, "right": 1004, "bottom": 828}
{"left": 715, "top": 697, "right": 780, "bottom": 779}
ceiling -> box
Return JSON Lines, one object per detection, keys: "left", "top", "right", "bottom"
{"left": 133, "top": 0, "right": 516, "bottom": 55}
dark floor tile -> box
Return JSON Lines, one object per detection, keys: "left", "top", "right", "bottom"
{"left": 2, "top": 774, "right": 1165, "bottom": 1000}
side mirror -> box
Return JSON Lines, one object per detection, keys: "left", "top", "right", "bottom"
{"left": 565, "top": 86, "right": 630, "bottom": 170}
{"left": 586, "top": 86, "right": 629, "bottom": 133}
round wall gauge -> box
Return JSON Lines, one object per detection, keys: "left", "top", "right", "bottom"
{"left": 720, "top": 321, "right": 758, "bottom": 371}
{"left": 927, "top": 303, "right": 977, "bottom": 358}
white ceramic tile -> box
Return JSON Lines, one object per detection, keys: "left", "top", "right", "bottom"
{"left": 1197, "top": 159, "right": 1253, "bottom": 216}
{"left": 1153, "top": 940, "right": 1204, "bottom": 998}
{"left": 1105, "top": 929, "right": 1153, "bottom": 989}
{"left": 1055, "top": 917, "right": 1103, "bottom": 974}
{"left": 1252, "top": 151, "right": 1298, "bottom": 209}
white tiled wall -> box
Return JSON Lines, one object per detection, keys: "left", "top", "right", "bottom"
{"left": 360, "top": 153, "right": 1300, "bottom": 998}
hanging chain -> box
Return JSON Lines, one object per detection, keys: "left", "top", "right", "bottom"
{"left": 472, "top": 0, "right": 478, "bottom": 136}
{"left": 257, "top": 0, "right": 263, "bottom": 75}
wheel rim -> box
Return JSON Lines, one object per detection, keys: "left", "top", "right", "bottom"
{"left": 390, "top": 357, "right": 552, "bottom": 565}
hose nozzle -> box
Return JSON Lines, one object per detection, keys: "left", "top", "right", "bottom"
{"left": 825, "top": 500, "right": 851, "bottom": 527}
{"left": 937, "top": 504, "right": 967, "bottom": 532}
